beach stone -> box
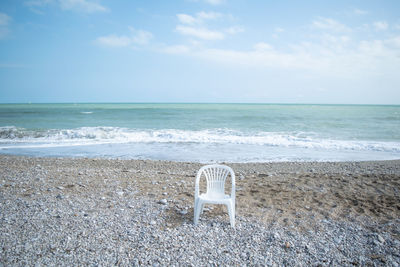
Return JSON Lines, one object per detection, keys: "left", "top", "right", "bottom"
{"left": 159, "top": 199, "right": 168, "bottom": 205}
{"left": 377, "top": 234, "right": 385, "bottom": 243}
{"left": 273, "top": 232, "right": 280, "bottom": 240}
{"left": 180, "top": 210, "right": 188, "bottom": 215}
{"left": 150, "top": 220, "right": 156, "bottom": 225}
{"left": 334, "top": 236, "right": 342, "bottom": 244}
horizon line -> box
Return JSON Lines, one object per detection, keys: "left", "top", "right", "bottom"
{"left": 0, "top": 101, "right": 399, "bottom": 106}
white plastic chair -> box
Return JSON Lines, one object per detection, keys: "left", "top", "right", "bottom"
{"left": 194, "top": 164, "right": 236, "bottom": 227}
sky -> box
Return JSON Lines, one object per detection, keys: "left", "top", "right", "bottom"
{"left": 0, "top": 0, "right": 400, "bottom": 104}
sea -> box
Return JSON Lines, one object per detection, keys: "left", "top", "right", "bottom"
{"left": 0, "top": 103, "right": 399, "bottom": 163}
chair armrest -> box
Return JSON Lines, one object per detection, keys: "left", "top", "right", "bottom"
{"left": 195, "top": 168, "right": 203, "bottom": 198}
{"left": 230, "top": 171, "right": 236, "bottom": 199}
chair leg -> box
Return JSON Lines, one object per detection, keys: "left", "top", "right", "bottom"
{"left": 194, "top": 199, "right": 202, "bottom": 225}
{"left": 232, "top": 201, "right": 235, "bottom": 228}
{"left": 226, "top": 201, "right": 235, "bottom": 228}
{"left": 200, "top": 203, "right": 205, "bottom": 215}
{"left": 194, "top": 198, "right": 197, "bottom": 224}
{"left": 231, "top": 205, "right": 235, "bottom": 228}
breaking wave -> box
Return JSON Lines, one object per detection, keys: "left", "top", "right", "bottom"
{"left": 0, "top": 126, "right": 399, "bottom": 152}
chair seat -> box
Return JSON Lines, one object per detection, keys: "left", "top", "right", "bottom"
{"left": 199, "top": 193, "right": 232, "bottom": 203}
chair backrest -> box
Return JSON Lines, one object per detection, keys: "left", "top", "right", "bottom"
{"left": 196, "top": 164, "right": 235, "bottom": 198}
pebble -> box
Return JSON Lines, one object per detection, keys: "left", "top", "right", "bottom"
{"left": 273, "top": 232, "right": 280, "bottom": 240}
{"left": 159, "top": 199, "right": 168, "bottom": 205}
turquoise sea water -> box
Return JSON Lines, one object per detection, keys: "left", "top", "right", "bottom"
{"left": 0, "top": 103, "right": 399, "bottom": 162}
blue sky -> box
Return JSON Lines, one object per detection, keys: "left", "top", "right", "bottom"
{"left": 0, "top": 0, "right": 399, "bottom": 104}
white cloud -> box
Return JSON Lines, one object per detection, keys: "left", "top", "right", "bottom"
{"left": 0, "top": 13, "right": 11, "bottom": 40}
{"left": 312, "top": 17, "right": 351, "bottom": 32}
{"left": 163, "top": 45, "right": 191, "bottom": 54}
{"left": 197, "top": 11, "right": 221, "bottom": 20}
{"left": 24, "top": 0, "right": 108, "bottom": 13}
{"left": 225, "top": 26, "right": 244, "bottom": 34}
{"left": 272, "top": 27, "right": 284, "bottom": 39}
{"left": 204, "top": 0, "right": 224, "bottom": 5}
{"left": 186, "top": 0, "right": 225, "bottom": 5}
{"left": 384, "top": 36, "right": 400, "bottom": 48}
{"left": 175, "top": 11, "right": 239, "bottom": 40}
{"left": 319, "top": 34, "right": 350, "bottom": 50}
{"left": 0, "top": 13, "right": 11, "bottom": 26}
{"left": 96, "top": 28, "right": 153, "bottom": 47}
{"left": 253, "top": 42, "right": 273, "bottom": 51}
{"left": 160, "top": 32, "right": 400, "bottom": 88}
{"left": 128, "top": 27, "right": 153, "bottom": 45}
{"left": 166, "top": 16, "right": 400, "bottom": 80}
{"left": 59, "top": 0, "right": 108, "bottom": 13}
{"left": 354, "top": 8, "right": 368, "bottom": 15}
{"left": 194, "top": 47, "right": 311, "bottom": 69}
{"left": 373, "top": 21, "right": 388, "bottom": 31}
{"left": 96, "top": 35, "right": 131, "bottom": 47}
{"left": 177, "top": 14, "right": 197, "bottom": 25}
{"left": 177, "top": 11, "right": 222, "bottom": 25}
{"left": 24, "top": 0, "right": 54, "bottom": 6}
{"left": 0, "top": 28, "right": 9, "bottom": 39}
{"left": 24, "top": 0, "right": 54, "bottom": 14}
{"left": 176, "top": 25, "right": 224, "bottom": 40}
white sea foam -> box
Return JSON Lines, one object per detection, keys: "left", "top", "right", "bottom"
{"left": 0, "top": 126, "right": 399, "bottom": 153}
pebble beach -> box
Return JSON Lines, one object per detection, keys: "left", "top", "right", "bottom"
{"left": 1, "top": 155, "right": 400, "bottom": 266}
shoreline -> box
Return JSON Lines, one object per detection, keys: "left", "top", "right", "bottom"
{"left": 1, "top": 155, "right": 399, "bottom": 265}
{"left": 1, "top": 152, "right": 400, "bottom": 164}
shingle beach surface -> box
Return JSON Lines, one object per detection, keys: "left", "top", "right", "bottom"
{"left": 1, "top": 155, "right": 399, "bottom": 266}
